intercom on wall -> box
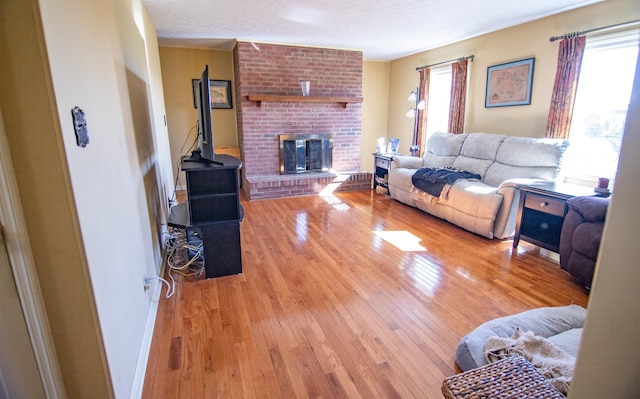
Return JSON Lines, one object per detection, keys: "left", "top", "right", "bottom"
{"left": 71, "top": 106, "right": 89, "bottom": 147}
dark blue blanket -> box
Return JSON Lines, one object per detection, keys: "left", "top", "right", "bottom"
{"left": 411, "top": 167, "right": 481, "bottom": 197}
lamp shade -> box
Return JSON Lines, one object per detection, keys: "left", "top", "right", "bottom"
{"left": 406, "top": 108, "right": 416, "bottom": 118}
{"left": 417, "top": 100, "right": 426, "bottom": 110}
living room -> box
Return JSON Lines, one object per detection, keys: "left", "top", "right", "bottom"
{"left": 0, "top": 0, "right": 638, "bottom": 398}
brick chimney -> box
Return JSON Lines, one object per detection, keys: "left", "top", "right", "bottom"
{"left": 233, "top": 42, "right": 371, "bottom": 199}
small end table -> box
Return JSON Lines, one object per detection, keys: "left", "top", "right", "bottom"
{"left": 372, "top": 153, "right": 397, "bottom": 193}
{"left": 513, "top": 181, "right": 609, "bottom": 252}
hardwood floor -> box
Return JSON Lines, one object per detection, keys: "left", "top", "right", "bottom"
{"left": 143, "top": 189, "right": 589, "bottom": 398}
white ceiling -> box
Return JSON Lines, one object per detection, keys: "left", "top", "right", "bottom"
{"left": 143, "top": 0, "right": 603, "bottom": 61}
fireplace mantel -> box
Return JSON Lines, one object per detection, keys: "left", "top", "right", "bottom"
{"left": 247, "top": 94, "right": 363, "bottom": 108}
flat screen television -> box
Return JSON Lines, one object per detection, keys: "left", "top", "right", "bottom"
{"left": 187, "top": 65, "right": 222, "bottom": 164}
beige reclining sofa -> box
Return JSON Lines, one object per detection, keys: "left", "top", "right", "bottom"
{"left": 388, "top": 132, "right": 568, "bottom": 239}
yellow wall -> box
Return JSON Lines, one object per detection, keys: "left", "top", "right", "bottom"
{"left": 158, "top": 47, "right": 236, "bottom": 185}
{"left": 361, "top": 61, "right": 391, "bottom": 171}
{"left": 386, "top": 0, "right": 640, "bottom": 150}
{"left": 0, "top": 1, "right": 112, "bottom": 397}
{"left": 0, "top": 0, "right": 172, "bottom": 397}
{"left": 159, "top": 49, "right": 391, "bottom": 174}
{"left": 155, "top": 0, "right": 638, "bottom": 178}
{"left": 159, "top": 46, "right": 392, "bottom": 174}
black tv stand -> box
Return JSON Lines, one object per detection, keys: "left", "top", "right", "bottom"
{"left": 183, "top": 149, "right": 225, "bottom": 165}
{"left": 168, "top": 154, "right": 243, "bottom": 278}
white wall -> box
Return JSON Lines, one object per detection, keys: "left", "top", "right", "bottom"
{"left": 37, "top": 0, "right": 171, "bottom": 396}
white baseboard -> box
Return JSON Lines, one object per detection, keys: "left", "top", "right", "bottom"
{"left": 129, "top": 275, "right": 163, "bottom": 399}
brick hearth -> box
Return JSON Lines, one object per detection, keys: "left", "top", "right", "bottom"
{"left": 233, "top": 42, "right": 371, "bottom": 199}
{"left": 246, "top": 172, "right": 372, "bottom": 200}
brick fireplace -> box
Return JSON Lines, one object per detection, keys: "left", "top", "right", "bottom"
{"left": 233, "top": 42, "right": 371, "bottom": 199}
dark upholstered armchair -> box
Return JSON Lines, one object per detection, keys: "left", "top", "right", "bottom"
{"left": 559, "top": 196, "right": 609, "bottom": 289}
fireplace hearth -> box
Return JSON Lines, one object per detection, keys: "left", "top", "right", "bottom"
{"left": 279, "top": 134, "right": 332, "bottom": 174}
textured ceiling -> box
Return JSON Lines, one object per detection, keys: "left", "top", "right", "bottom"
{"left": 143, "top": 0, "right": 602, "bottom": 61}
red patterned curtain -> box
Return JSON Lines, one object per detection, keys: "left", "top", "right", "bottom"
{"left": 546, "top": 35, "right": 586, "bottom": 138}
{"left": 448, "top": 59, "right": 468, "bottom": 134}
{"left": 416, "top": 68, "right": 430, "bottom": 156}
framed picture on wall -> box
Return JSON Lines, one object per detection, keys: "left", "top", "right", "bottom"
{"left": 485, "top": 58, "right": 534, "bottom": 108}
{"left": 192, "top": 79, "right": 234, "bottom": 109}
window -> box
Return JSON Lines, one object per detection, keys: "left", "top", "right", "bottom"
{"left": 425, "top": 65, "right": 452, "bottom": 136}
{"left": 564, "top": 28, "right": 639, "bottom": 184}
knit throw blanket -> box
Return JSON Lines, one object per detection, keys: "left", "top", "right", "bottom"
{"left": 411, "top": 166, "right": 481, "bottom": 197}
{"left": 484, "top": 327, "right": 575, "bottom": 395}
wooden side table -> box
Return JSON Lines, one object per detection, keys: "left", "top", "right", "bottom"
{"left": 513, "top": 182, "right": 607, "bottom": 252}
{"left": 372, "top": 153, "right": 395, "bottom": 193}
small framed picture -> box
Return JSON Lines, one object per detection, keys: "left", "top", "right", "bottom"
{"left": 192, "top": 79, "right": 234, "bottom": 109}
{"left": 388, "top": 138, "right": 400, "bottom": 154}
{"left": 485, "top": 58, "right": 534, "bottom": 108}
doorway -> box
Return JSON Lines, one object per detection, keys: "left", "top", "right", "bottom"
{"left": 0, "top": 229, "right": 46, "bottom": 398}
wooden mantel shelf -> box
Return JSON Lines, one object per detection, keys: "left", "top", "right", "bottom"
{"left": 247, "top": 94, "right": 363, "bottom": 108}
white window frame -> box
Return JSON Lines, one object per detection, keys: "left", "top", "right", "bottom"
{"left": 563, "top": 27, "right": 639, "bottom": 187}
{"left": 425, "top": 65, "right": 452, "bottom": 137}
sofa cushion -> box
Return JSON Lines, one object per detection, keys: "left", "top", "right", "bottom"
{"left": 567, "top": 196, "right": 609, "bottom": 222}
{"left": 455, "top": 305, "right": 586, "bottom": 371}
{"left": 484, "top": 136, "right": 568, "bottom": 187}
{"left": 439, "top": 180, "right": 503, "bottom": 238}
{"left": 547, "top": 328, "right": 583, "bottom": 358}
{"left": 483, "top": 163, "right": 556, "bottom": 188}
{"left": 572, "top": 222, "right": 604, "bottom": 260}
{"left": 559, "top": 196, "right": 608, "bottom": 288}
{"left": 387, "top": 167, "right": 417, "bottom": 207}
{"left": 459, "top": 133, "right": 507, "bottom": 159}
{"left": 423, "top": 132, "right": 468, "bottom": 168}
{"left": 453, "top": 133, "right": 507, "bottom": 178}
{"left": 496, "top": 136, "right": 568, "bottom": 167}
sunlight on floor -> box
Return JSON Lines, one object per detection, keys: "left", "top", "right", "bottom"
{"left": 319, "top": 174, "right": 351, "bottom": 210}
{"left": 399, "top": 254, "right": 442, "bottom": 296}
{"left": 456, "top": 267, "right": 475, "bottom": 282}
{"left": 372, "top": 230, "right": 427, "bottom": 252}
{"left": 512, "top": 242, "right": 560, "bottom": 263}
{"left": 296, "top": 212, "right": 308, "bottom": 243}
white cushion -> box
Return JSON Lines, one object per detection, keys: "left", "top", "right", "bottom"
{"left": 453, "top": 133, "right": 507, "bottom": 178}
{"left": 455, "top": 305, "right": 586, "bottom": 371}
{"left": 423, "top": 132, "right": 467, "bottom": 168}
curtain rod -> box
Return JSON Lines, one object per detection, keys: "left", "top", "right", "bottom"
{"left": 549, "top": 19, "right": 639, "bottom": 42}
{"left": 416, "top": 55, "right": 474, "bottom": 71}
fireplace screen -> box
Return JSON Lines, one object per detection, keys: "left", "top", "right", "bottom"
{"left": 279, "top": 134, "right": 332, "bottom": 174}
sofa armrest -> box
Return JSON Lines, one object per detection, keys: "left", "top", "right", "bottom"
{"left": 497, "top": 178, "right": 546, "bottom": 190}
{"left": 390, "top": 155, "right": 424, "bottom": 170}
{"left": 567, "top": 196, "right": 609, "bottom": 223}
{"left": 492, "top": 179, "right": 546, "bottom": 239}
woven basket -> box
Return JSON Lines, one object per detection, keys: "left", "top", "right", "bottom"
{"left": 442, "top": 355, "right": 564, "bottom": 399}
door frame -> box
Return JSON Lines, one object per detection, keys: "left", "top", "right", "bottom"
{"left": 0, "top": 108, "right": 67, "bottom": 397}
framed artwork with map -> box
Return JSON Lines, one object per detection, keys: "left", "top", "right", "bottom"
{"left": 485, "top": 58, "right": 534, "bottom": 108}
